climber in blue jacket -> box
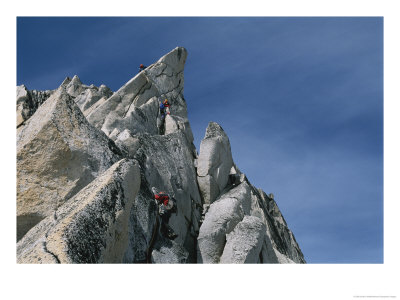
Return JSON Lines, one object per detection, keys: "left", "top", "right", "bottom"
{"left": 157, "top": 98, "right": 170, "bottom": 135}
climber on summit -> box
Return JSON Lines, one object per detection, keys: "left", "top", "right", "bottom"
{"left": 157, "top": 98, "right": 171, "bottom": 135}
{"left": 138, "top": 64, "right": 147, "bottom": 72}
{"left": 151, "top": 187, "right": 177, "bottom": 239}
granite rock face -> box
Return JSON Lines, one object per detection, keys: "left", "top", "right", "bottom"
{"left": 82, "top": 47, "right": 201, "bottom": 263}
{"left": 16, "top": 47, "right": 305, "bottom": 264}
{"left": 17, "top": 88, "right": 124, "bottom": 241}
{"left": 17, "top": 159, "right": 140, "bottom": 263}
{"left": 122, "top": 131, "right": 201, "bottom": 263}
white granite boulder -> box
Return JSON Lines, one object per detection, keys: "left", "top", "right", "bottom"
{"left": 197, "top": 197, "right": 244, "bottom": 263}
{"left": 220, "top": 216, "right": 266, "bottom": 263}
{"left": 197, "top": 122, "right": 234, "bottom": 204}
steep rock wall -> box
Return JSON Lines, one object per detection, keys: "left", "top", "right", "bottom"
{"left": 16, "top": 47, "right": 305, "bottom": 264}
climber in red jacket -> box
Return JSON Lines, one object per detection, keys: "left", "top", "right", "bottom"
{"left": 152, "top": 188, "right": 177, "bottom": 239}
{"left": 154, "top": 191, "right": 170, "bottom": 207}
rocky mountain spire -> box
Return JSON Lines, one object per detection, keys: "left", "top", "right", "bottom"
{"left": 16, "top": 47, "right": 305, "bottom": 263}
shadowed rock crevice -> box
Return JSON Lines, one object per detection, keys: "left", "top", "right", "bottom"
{"left": 43, "top": 232, "right": 61, "bottom": 264}
{"left": 16, "top": 214, "right": 44, "bottom": 242}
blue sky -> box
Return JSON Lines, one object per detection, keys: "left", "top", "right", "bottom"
{"left": 17, "top": 17, "right": 383, "bottom": 263}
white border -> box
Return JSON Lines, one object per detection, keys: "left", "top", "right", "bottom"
{"left": 2, "top": 1, "right": 399, "bottom": 299}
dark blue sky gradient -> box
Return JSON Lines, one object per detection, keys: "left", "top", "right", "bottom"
{"left": 17, "top": 17, "right": 383, "bottom": 263}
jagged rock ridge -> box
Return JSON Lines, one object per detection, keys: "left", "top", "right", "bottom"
{"left": 16, "top": 47, "right": 305, "bottom": 263}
